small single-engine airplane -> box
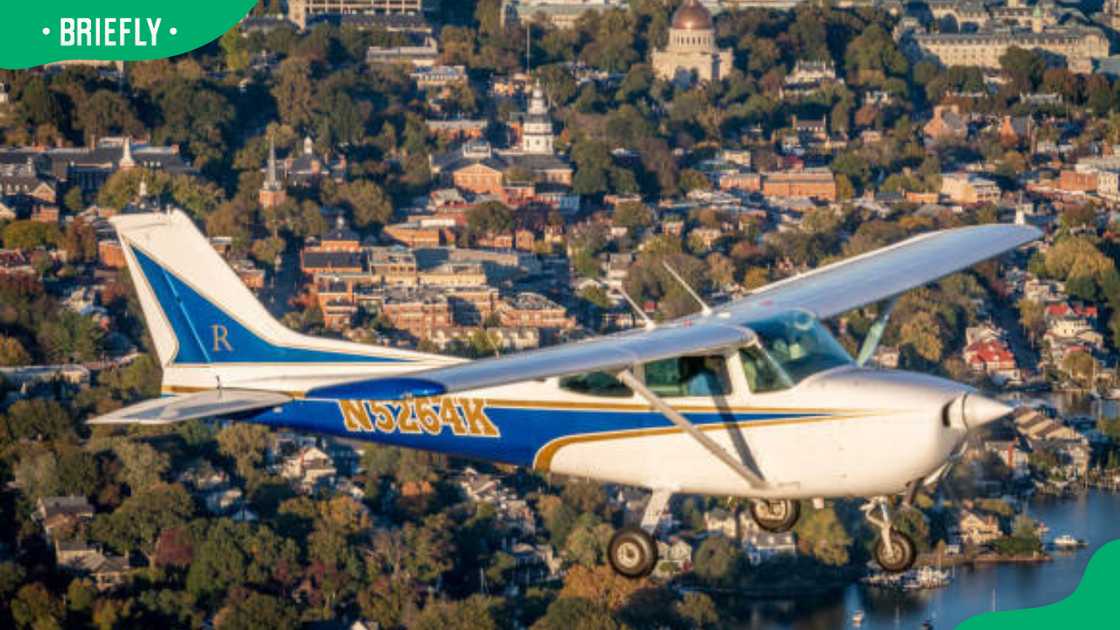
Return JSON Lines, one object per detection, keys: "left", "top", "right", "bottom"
{"left": 91, "top": 210, "right": 1040, "bottom": 578}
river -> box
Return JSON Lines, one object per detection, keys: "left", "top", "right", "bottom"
{"left": 732, "top": 490, "right": 1120, "bottom": 629}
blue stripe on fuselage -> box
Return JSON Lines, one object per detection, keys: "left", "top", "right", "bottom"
{"left": 130, "top": 247, "right": 408, "bottom": 365}
{"left": 244, "top": 399, "right": 826, "bottom": 467}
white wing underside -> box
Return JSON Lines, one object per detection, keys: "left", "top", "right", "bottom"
{"left": 88, "top": 389, "right": 291, "bottom": 425}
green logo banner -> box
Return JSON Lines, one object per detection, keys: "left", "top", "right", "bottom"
{"left": 960, "top": 540, "right": 1120, "bottom": 629}
{"left": 0, "top": 0, "right": 256, "bottom": 69}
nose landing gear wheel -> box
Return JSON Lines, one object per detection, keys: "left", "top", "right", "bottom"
{"left": 608, "top": 526, "right": 657, "bottom": 578}
{"left": 750, "top": 499, "right": 801, "bottom": 532}
{"left": 874, "top": 530, "right": 916, "bottom": 573}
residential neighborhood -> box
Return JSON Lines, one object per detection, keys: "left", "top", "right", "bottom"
{"left": 2, "top": 0, "right": 1120, "bottom": 628}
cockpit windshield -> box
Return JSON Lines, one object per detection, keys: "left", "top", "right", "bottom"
{"left": 740, "top": 310, "right": 853, "bottom": 393}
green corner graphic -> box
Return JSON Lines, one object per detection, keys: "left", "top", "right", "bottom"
{"left": 959, "top": 540, "right": 1120, "bottom": 629}
{"left": 0, "top": 1, "right": 256, "bottom": 69}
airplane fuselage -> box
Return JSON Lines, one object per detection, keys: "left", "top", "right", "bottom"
{"left": 169, "top": 363, "right": 973, "bottom": 499}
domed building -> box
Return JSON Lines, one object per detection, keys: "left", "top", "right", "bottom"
{"left": 651, "top": 0, "right": 733, "bottom": 84}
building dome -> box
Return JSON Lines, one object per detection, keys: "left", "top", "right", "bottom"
{"left": 671, "top": 0, "right": 712, "bottom": 31}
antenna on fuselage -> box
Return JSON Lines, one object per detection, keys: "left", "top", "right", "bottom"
{"left": 661, "top": 260, "right": 712, "bottom": 317}
{"left": 616, "top": 287, "right": 656, "bottom": 331}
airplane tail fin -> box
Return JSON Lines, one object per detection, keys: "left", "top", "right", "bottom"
{"left": 110, "top": 211, "right": 434, "bottom": 375}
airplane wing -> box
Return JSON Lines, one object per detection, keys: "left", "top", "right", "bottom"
{"left": 309, "top": 223, "right": 1040, "bottom": 401}
{"left": 308, "top": 322, "right": 757, "bottom": 399}
{"left": 87, "top": 389, "right": 291, "bottom": 425}
{"left": 721, "top": 223, "right": 1041, "bottom": 321}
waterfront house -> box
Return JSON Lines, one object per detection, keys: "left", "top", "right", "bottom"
{"left": 958, "top": 510, "right": 1003, "bottom": 546}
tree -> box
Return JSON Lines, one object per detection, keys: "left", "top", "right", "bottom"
{"left": 273, "top": 58, "right": 315, "bottom": 130}
{"left": 679, "top": 169, "right": 710, "bottom": 193}
{"left": 411, "top": 595, "right": 501, "bottom": 630}
{"left": 999, "top": 46, "right": 1046, "bottom": 93}
{"left": 36, "top": 310, "right": 104, "bottom": 363}
{"left": 692, "top": 536, "right": 737, "bottom": 583}
{"left": 899, "top": 310, "right": 945, "bottom": 364}
{"left": 186, "top": 520, "right": 300, "bottom": 603}
{"left": 793, "top": 503, "right": 852, "bottom": 566}
{"left": 0, "top": 335, "right": 31, "bottom": 366}
{"left": 559, "top": 564, "right": 649, "bottom": 611}
{"left": 10, "top": 582, "right": 64, "bottom": 629}
{"left": 571, "top": 140, "right": 613, "bottom": 196}
{"left": 1018, "top": 298, "right": 1045, "bottom": 343}
{"left": 336, "top": 180, "right": 393, "bottom": 228}
{"left": 90, "top": 483, "right": 195, "bottom": 556}
{"left": 214, "top": 591, "right": 298, "bottom": 630}
{"left": 61, "top": 217, "right": 99, "bottom": 263}
{"left": 2, "top": 220, "right": 60, "bottom": 250}
{"left": 706, "top": 253, "right": 735, "bottom": 288}
{"left": 531, "top": 597, "right": 621, "bottom": 630}
{"left": 611, "top": 202, "right": 652, "bottom": 230}
{"left": 4, "top": 398, "right": 74, "bottom": 442}
{"left": 154, "top": 83, "right": 235, "bottom": 172}
{"left": 1062, "top": 350, "right": 1097, "bottom": 388}
{"left": 467, "top": 201, "right": 515, "bottom": 237}
{"left": 113, "top": 440, "right": 171, "bottom": 492}
{"left": 75, "top": 90, "right": 142, "bottom": 143}
{"left": 564, "top": 518, "right": 613, "bottom": 568}
{"left": 66, "top": 579, "right": 96, "bottom": 614}
{"left": 674, "top": 592, "right": 718, "bottom": 628}
{"left": 13, "top": 446, "right": 98, "bottom": 499}
{"left": 400, "top": 513, "right": 455, "bottom": 582}
{"left": 217, "top": 423, "right": 271, "bottom": 481}
{"left": 220, "top": 28, "right": 251, "bottom": 72}
{"left": 154, "top": 526, "right": 195, "bottom": 569}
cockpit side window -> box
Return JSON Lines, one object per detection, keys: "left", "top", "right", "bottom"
{"left": 643, "top": 355, "right": 731, "bottom": 397}
{"left": 740, "top": 347, "right": 791, "bottom": 394}
{"left": 559, "top": 371, "right": 632, "bottom": 397}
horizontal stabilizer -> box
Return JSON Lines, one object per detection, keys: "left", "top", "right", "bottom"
{"left": 87, "top": 389, "right": 291, "bottom": 425}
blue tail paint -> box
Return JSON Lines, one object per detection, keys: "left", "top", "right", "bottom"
{"left": 131, "top": 247, "right": 406, "bottom": 366}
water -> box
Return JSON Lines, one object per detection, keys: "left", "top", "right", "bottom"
{"left": 736, "top": 491, "right": 1120, "bottom": 629}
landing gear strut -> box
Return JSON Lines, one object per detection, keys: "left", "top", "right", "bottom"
{"left": 608, "top": 489, "right": 670, "bottom": 578}
{"left": 750, "top": 499, "right": 800, "bottom": 532}
{"left": 862, "top": 497, "right": 916, "bottom": 573}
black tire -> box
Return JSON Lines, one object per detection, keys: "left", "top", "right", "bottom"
{"left": 750, "top": 499, "right": 801, "bottom": 533}
{"left": 874, "top": 530, "right": 917, "bottom": 573}
{"left": 608, "top": 526, "right": 657, "bottom": 578}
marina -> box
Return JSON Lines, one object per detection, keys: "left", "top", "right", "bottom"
{"left": 731, "top": 490, "right": 1120, "bottom": 628}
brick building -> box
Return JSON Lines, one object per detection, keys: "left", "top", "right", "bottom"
{"left": 761, "top": 169, "right": 837, "bottom": 201}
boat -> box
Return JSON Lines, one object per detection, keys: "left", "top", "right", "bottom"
{"left": 851, "top": 609, "right": 864, "bottom": 627}
{"left": 1052, "top": 534, "right": 1087, "bottom": 549}
{"left": 903, "top": 566, "right": 951, "bottom": 590}
{"left": 864, "top": 565, "right": 951, "bottom": 591}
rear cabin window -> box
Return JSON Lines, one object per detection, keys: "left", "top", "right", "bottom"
{"left": 643, "top": 355, "right": 731, "bottom": 397}
{"left": 559, "top": 371, "right": 632, "bottom": 397}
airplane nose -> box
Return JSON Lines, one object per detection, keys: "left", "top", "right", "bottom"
{"left": 956, "top": 393, "right": 1014, "bottom": 431}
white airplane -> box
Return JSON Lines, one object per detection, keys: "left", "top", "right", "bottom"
{"left": 91, "top": 210, "right": 1040, "bottom": 578}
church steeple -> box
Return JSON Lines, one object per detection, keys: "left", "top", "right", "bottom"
{"left": 258, "top": 132, "right": 288, "bottom": 209}
{"left": 264, "top": 135, "right": 281, "bottom": 192}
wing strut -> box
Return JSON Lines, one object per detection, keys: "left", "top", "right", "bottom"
{"left": 615, "top": 369, "right": 768, "bottom": 490}
{"left": 856, "top": 297, "right": 898, "bottom": 367}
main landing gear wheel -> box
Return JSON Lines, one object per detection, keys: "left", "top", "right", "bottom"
{"left": 608, "top": 526, "right": 657, "bottom": 578}
{"left": 750, "top": 499, "right": 801, "bottom": 532}
{"left": 874, "top": 530, "right": 916, "bottom": 573}
{"left": 861, "top": 496, "right": 916, "bottom": 573}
